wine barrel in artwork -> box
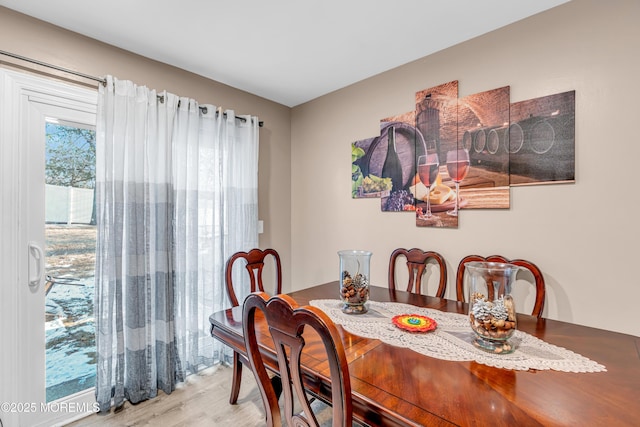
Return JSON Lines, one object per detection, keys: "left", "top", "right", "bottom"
{"left": 529, "top": 119, "right": 556, "bottom": 154}
{"left": 462, "top": 126, "right": 501, "bottom": 154}
{"left": 473, "top": 128, "right": 487, "bottom": 153}
{"left": 508, "top": 121, "right": 525, "bottom": 154}
{"left": 509, "top": 116, "right": 551, "bottom": 154}
{"left": 487, "top": 126, "right": 508, "bottom": 155}
{"left": 509, "top": 114, "right": 575, "bottom": 181}
{"left": 360, "top": 121, "right": 427, "bottom": 191}
{"left": 509, "top": 115, "right": 571, "bottom": 154}
{"left": 461, "top": 129, "right": 475, "bottom": 152}
{"left": 462, "top": 125, "right": 508, "bottom": 173}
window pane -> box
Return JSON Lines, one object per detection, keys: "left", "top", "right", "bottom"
{"left": 44, "top": 122, "right": 96, "bottom": 402}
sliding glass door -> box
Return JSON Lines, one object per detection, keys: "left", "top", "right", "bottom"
{"left": 0, "top": 69, "right": 98, "bottom": 427}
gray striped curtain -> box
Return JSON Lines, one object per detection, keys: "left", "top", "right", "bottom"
{"left": 94, "top": 76, "right": 259, "bottom": 412}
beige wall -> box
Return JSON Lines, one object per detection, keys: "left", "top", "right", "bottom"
{"left": 291, "top": 0, "right": 640, "bottom": 336}
{"left": 0, "top": 6, "right": 293, "bottom": 287}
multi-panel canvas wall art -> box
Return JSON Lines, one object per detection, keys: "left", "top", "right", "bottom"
{"left": 351, "top": 81, "right": 575, "bottom": 229}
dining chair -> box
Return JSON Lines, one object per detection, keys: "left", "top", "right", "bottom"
{"left": 455, "top": 255, "right": 546, "bottom": 318}
{"left": 243, "top": 292, "right": 354, "bottom": 427}
{"left": 388, "top": 248, "right": 447, "bottom": 298}
{"left": 225, "top": 248, "right": 282, "bottom": 404}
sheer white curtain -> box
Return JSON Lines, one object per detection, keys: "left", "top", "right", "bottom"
{"left": 95, "top": 75, "right": 259, "bottom": 412}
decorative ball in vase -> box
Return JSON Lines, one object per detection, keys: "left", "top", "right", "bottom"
{"left": 338, "top": 250, "right": 372, "bottom": 314}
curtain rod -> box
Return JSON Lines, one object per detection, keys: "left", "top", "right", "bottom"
{"left": 158, "top": 95, "right": 263, "bottom": 127}
{"left": 0, "top": 49, "right": 264, "bottom": 128}
{"left": 0, "top": 49, "right": 106, "bottom": 84}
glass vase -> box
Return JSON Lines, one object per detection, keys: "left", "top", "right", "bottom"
{"left": 466, "top": 261, "right": 520, "bottom": 354}
{"left": 338, "top": 250, "right": 372, "bottom": 314}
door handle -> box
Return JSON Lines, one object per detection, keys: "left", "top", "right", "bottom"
{"left": 28, "top": 241, "right": 44, "bottom": 288}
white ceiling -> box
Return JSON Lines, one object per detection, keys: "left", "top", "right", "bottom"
{"left": 1, "top": 0, "right": 569, "bottom": 107}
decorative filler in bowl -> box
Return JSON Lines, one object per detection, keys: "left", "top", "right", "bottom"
{"left": 338, "top": 250, "right": 372, "bottom": 314}
{"left": 392, "top": 314, "right": 437, "bottom": 333}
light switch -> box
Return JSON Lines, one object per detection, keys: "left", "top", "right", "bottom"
{"left": 258, "top": 220, "right": 264, "bottom": 234}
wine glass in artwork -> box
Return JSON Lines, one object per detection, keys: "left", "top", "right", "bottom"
{"left": 417, "top": 153, "right": 440, "bottom": 218}
{"left": 446, "top": 148, "right": 470, "bottom": 216}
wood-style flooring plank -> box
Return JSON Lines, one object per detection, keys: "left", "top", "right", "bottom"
{"left": 66, "top": 365, "right": 265, "bottom": 426}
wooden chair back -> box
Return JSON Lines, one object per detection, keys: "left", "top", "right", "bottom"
{"left": 388, "top": 248, "right": 447, "bottom": 298}
{"left": 225, "top": 248, "right": 282, "bottom": 307}
{"left": 223, "top": 248, "right": 282, "bottom": 404}
{"left": 243, "top": 292, "right": 353, "bottom": 427}
{"left": 455, "top": 255, "right": 546, "bottom": 318}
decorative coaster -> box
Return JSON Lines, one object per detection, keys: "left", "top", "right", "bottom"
{"left": 391, "top": 314, "right": 437, "bottom": 333}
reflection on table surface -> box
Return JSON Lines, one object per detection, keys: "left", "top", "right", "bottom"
{"left": 210, "top": 281, "right": 640, "bottom": 427}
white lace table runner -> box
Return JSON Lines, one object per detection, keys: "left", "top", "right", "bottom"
{"left": 310, "top": 299, "right": 606, "bottom": 373}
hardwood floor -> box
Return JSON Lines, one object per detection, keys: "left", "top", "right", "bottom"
{"left": 66, "top": 365, "right": 266, "bottom": 426}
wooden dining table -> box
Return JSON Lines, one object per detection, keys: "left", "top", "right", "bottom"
{"left": 209, "top": 281, "right": 640, "bottom": 426}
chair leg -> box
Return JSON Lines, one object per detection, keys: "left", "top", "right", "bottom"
{"left": 270, "top": 375, "right": 282, "bottom": 400}
{"left": 229, "top": 351, "right": 242, "bottom": 404}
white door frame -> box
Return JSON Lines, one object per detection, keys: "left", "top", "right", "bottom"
{"left": 0, "top": 68, "right": 99, "bottom": 427}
